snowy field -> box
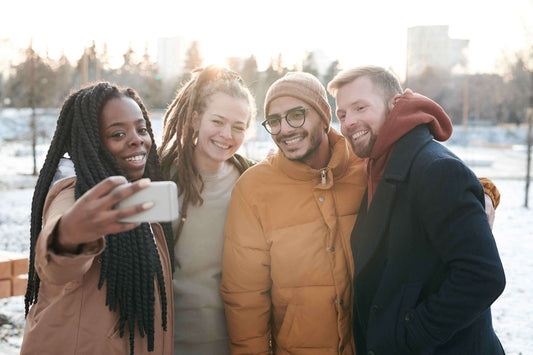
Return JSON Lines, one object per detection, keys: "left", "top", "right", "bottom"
{"left": 0, "top": 111, "right": 532, "bottom": 354}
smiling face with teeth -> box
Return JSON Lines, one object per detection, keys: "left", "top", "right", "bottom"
{"left": 268, "top": 96, "right": 330, "bottom": 169}
{"left": 99, "top": 96, "right": 152, "bottom": 180}
{"left": 192, "top": 92, "right": 250, "bottom": 172}
{"left": 335, "top": 76, "right": 395, "bottom": 158}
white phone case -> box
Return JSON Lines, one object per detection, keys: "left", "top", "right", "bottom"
{"left": 113, "top": 181, "right": 179, "bottom": 223}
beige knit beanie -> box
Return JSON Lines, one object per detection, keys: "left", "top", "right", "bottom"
{"left": 264, "top": 72, "right": 332, "bottom": 130}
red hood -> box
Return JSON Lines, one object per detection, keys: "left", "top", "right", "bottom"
{"left": 366, "top": 89, "right": 453, "bottom": 207}
{"left": 370, "top": 89, "right": 452, "bottom": 159}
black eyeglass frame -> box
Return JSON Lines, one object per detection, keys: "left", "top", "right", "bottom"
{"left": 261, "top": 107, "right": 309, "bottom": 135}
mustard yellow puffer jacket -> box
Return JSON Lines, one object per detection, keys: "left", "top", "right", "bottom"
{"left": 221, "top": 129, "right": 367, "bottom": 355}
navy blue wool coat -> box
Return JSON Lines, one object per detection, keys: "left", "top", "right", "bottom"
{"left": 351, "top": 125, "right": 506, "bottom": 355}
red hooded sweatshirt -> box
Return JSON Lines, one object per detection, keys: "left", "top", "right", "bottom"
{"left": 366, "top": 89, "right": 453, "bottom": 207}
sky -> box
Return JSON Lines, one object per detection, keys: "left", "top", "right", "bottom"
{"left": 1, "top": 0, "right": 532, "bottom": 80}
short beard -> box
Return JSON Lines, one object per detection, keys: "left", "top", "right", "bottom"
{"left": 278, "top": 130, "right": 323, "bottom": 164}
{"left": 350, "top": 133, "right": 377, "bottom": 158}
{"left": 294, "top": 134, "right": 322, "bottom": 163}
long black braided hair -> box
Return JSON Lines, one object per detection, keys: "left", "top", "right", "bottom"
{"left": 25, "top": 82, "right": 173, "bottom": 354}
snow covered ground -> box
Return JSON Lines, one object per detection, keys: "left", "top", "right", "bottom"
{"left": 0, "top": 111, "right": 532, "bottom": 353}
{"left": 488, "top": 179, "right": 533, "bottom": 354}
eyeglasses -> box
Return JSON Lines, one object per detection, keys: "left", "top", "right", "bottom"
{"left": 261, "top": 107, "right": 308, "bottom": 135}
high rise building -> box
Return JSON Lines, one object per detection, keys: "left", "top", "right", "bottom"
{"left": 406, "top": 25, "right": 469, "bottom": 78}
{"left": 157, "top": 36, "right": 190, "bottom": 81}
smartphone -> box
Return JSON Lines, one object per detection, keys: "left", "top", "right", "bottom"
{"left": 112, "top": 181, "right": 179, "bottom": 223}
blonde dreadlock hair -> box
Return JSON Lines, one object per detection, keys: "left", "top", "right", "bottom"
{"left": 158, "top": 65, "right": 256, "bottom": 207}
{"left": 158, "top": 65, "right": 256, "bottom": 252}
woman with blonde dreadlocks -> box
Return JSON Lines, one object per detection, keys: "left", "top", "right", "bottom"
{"left": 158, "top": 65, "right": 256, "bottom": 354}
{"left": 21, "top": 82, "right": 174, "bottom": 355}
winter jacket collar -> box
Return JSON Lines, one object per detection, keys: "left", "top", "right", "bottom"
{"left": 383, "top": 125, "right": 434, "bottom": 182}
{"left": 229, "top": 153, "right": 256, "bottom": 175}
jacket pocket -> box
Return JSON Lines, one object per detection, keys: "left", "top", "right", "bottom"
{"left": 277, "top": 303, "right": 297, "bottom": 346}
{"left": 107, "top": 316, "right": 121, "bottom": 339}
{"left": 104, "top": 316, "right": 129, "bottom": 354}
{"left": 275, "top": 300, "right": 338, "bottom": 349}
{"left": 395, "top": 283, "right": 422, "bottom": 354}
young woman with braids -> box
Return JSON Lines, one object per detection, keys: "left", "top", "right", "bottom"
{"left": 158, "top": 65, "right": 256, "bottom": 354}
{"left": 21, "top": 82, "right": 174, "bottom": 354}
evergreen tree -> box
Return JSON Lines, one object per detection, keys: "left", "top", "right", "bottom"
{"left": 5, "top": 43, "right": 55, "bottom": 108}
{"left": 53, "top": 52, "right": 75, "bottom": 106}
{"left": 137, "top": 44, "right": 163, "bottom": 108}
{"left": 302, "top": 51, "right": 319, "bottom": 78}
{"left": 4, "top": 42, "right": 56, "bottom": 174}
{"left": 241, "top": 55, "right": 259, "bottom": 96}
{"left": 255, "top": 60, "right": 284, "bottom": 118}
{"left": 121, "top": 44, "right": 137, "bottom": 74}
{"left": 273, "top": 53, "right": 286, "bottom": 75}
{"left": 182, "top": 41, "right": 203, "bottom": 80}
{"left": 167, "top": 40, "right": 205, "bottom": 105}
{"left": 73, "top": 41, "right": 101, "bottom": 87}
{"left": 100, "top": 43, "right": 111, "bottom": 73}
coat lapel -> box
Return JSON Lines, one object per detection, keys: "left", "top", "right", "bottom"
{"left": 353, "top": 179, "right": 397, "bottom": 278}
{"left": 352, "top": 125, "right": 434, "bottom": 278}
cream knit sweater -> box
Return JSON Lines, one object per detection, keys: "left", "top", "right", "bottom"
{"left": 172, "top": 160, "right": 240, "bottom": 355}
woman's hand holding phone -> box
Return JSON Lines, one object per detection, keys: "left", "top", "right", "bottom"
{"left": 54, "top": 176, "right": 153, "bottom": 253}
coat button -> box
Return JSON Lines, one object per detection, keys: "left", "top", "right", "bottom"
{"left": 326, "top": 246, "right": 335, "bottom": 252}
{"left": 339, "top": 299, "right": 344, "bottom": 305}
{"left": 340, "top": 345, "right": 344, "bottom": 352}
{"left": 334, "top": 299, "right": 338, "bottom": 304}
{"left": 370, "top": 304, "right": 380, "bottom": 314}
{"left": 318, "top": 196, "right": 325, "bottom": 202}
{"left": 405, "top": 311, "right": 415, "bottom": 322}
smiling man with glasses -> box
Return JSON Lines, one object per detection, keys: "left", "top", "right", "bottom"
{"left": 220, "top": 72, "right": 367, "bottom": 354}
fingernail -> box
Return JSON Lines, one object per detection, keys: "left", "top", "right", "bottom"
{"left": 138, "top": 178, "right": 151, "bottom": 188}
{"left": 111, "top": 176, "right": 128, "bottom": 184}
{"left": 142, "top": 201, "right": 154, "bottom": 210}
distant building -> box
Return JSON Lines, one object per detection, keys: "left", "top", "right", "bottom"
{"left": 157, "top": 36, "right": 191, "bottom": 81}
{"left": 406, "top": 25, "right": 469, "bottom": 78}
